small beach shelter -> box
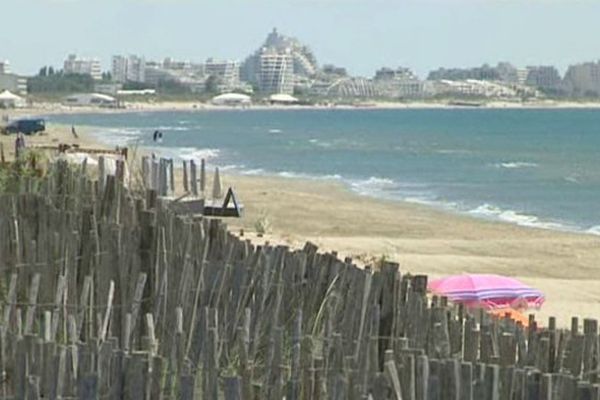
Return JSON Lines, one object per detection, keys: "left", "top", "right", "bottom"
{"left": 0, "top": 90, "right": 26, "bottom": 108}
{"left": 428, "top": 274, "right": 544, "bottom": 310}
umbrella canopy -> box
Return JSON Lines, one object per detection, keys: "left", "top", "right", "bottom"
{"left": 428, "top": 274, "right": 544, "bottom": 310}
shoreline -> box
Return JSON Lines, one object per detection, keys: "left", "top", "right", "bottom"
{"left": 6, "top": 98, "right": 600, "bottom": 120}
{"left": 4, "top": 120, "right": 600, "bottom": 325}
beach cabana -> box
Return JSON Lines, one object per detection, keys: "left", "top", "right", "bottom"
{"left": 0, "top": 90, "right": 26, "bottom": 108}
{"left": 428, "top": 274, "right": 544, "bottom": 310}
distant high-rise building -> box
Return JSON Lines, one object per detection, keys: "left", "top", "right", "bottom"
{"left": 258, "top": 50, "right": 294, "bottom": 95}
{"left": 241, "top": 28, "right": 318, "bottom": 94}
{"left": 0, "top": 74, "right": 27, "bottom": 96}
{"left": 0, "top": 60, "right": 27, "bottom": 95}
{"left": 495, "top": 62, "right": 519, "bottom": 83}
{"left": 112, "top": 55, "right": 146, "bottom": 83}
{"left": 0, "top": 61, "right": 11, "bottom": 75}
{"left": 374, "top": 67, "right": 423, "bottom": 98}
{"left": 428, "top": 63, "right": 509, "bottom": 82}
{"left": 321, "top": 64, "right": 347, "bottom": 77}
{"left": 204, "top": 59, "right": 240, "bottom": 92}
{"left": 63, "top": 54, "right": 102, "bottom": 80}
{"left": 563, "top": 61, "right": 600, "bottom": 97}
{"left": 525, "top": 66, "right": 562, "bottom": 93}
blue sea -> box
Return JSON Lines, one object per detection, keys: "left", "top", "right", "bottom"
{"left": 49, "top": 108, "right": 600, "bottom": 234}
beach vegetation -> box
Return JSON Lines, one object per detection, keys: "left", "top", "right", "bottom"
{"left": 254, "top": 212, "right": 271, "bottom": 236}
{"left": 0, "top": 150, "right": 45, "bottom": 194}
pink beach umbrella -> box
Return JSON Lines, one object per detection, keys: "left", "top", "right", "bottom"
{"left": 428, "top": 274, "right": 544, "bottom": 310}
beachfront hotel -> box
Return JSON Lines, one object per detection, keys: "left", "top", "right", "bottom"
{"left": 63, "top": 54, "right": 102, "bottom": 80}
{"left": 241, "top": 28, "right": 318, "bottom": 95}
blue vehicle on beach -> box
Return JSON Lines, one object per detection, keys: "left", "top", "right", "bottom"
{"left": 3, "top": 118, "right": 46, "bottom": 135}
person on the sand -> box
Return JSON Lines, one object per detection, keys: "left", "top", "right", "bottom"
{"left": 15, "top": 133, "right": 25, "bottom": 158}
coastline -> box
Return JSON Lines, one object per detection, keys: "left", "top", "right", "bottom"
{"left": 6, "top": 98, "right": 600, "bottom": 120}
{"left": 4, "top": 117, "right": 600, "bottom": 326}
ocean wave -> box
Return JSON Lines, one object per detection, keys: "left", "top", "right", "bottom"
{"left": 92, "top": 127, "right": 144, "bottom": 146}
{"left": 177, "top": 147, "right": 220, "bottom": 161}
{"left": 564, "top": 175, "right": 581, "bottom": 184}
{"left": 220, "top": 164, "right": 245, "bottom": 171}
{"left": 268, "top": 129, "right": 283, "bottom": 134}
{"left": 469, "top": 203, "right": 566, "bottom": 230}
{"left": 353, "top": 176, "right": 395, "bottom": 189}
{"left": 156, "top": 126, "right": 191, "bottom": 132}
{"left": 587, "top": 226, "right": 600, "bottom": 235}
{"left": 496, "top": 161, "right": 538, "bottom": 169}
{"left": 308, "top": 138, "right": 332, "bottom": 148}
{"left": 436, "top": 149, "right": 472, "bottom": 155}
{"left": 241, "top": 168, "right": 266, "bottom": 176}
{"left": 274, "top": 171, "right": 342, "bottom": 181}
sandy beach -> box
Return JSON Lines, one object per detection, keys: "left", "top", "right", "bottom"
{"left": 6, "top": 98, "right": 600, "bottom": 121}
{"left": 3, "top": 118, "right": 600, "bottom": 327}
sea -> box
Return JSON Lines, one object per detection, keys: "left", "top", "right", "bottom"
{"left": 48, "top": 108, "right": 600, "bottom": 235}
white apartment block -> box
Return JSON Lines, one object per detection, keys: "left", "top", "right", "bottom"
{"left": 112, "top": 55, "right": 146, "bottom": 83}
{"left": 259, "top": 51, "right": 294, "bottom": 95}
{"left": 204, "top": 59, "right": 240, "bottom": 92}
{"left": 0, "top": 61, "right": 11, "bottom": 75}
{"left": 63, "top": 54, "right": 102, "bottom": 80}
{"left": 0, "top": 60, "right": 27, "bottom": 95}
{"left": 0, "top": 74, "right": 27, "bottom": 95}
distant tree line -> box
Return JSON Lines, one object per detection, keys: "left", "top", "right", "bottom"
{"left": 28, "top": 67, "right": 112, "bottom": 94}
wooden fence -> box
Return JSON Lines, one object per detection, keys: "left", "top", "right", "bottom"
{"left": 0, "top": 160, "right": 599, "bottom": 399}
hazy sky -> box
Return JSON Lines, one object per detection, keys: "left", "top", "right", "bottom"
{"left": 2, "top": 0, "right": 600, "bottom": 78}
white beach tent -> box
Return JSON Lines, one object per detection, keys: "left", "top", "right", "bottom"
{"left": 63, "top": 93, "right": 117, "bottom": 107}
{"left": 212, "top": 93, "right": 252, "bottom": 106}
{"left": 268, "top": 93, "right": 299, "bottom": 104}
{"left": 0, "top": 90, "right": 26, "bottom": 108}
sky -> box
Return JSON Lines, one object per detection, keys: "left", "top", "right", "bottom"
{"left": 1, "top": 0, "right": 600, "bottom": 78}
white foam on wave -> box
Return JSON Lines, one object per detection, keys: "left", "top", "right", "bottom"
{"left": 241, "top": 168, "right": 267, "bottom": 176}
{"left": 275, "top": 171, "right": 343, "bottom": 181}
{"left": 469, "top": 203, "right": 567, "bottom": 230}
{"left": 586, "top": 226, "right": 600, "bottom": 235}
{"left": 156, "top": 126, "right": 190, "bottom": 132}
{"left": 564, "top": 175, "right": 581, "bottom": 184}
{"left": 177, "top": 147, "right": 220, "bottom": 161}
{"left": 92, "top": 127, "right": 144, "bottom": 146}
{"left": 268, "top": 129, "right": 282, "bottom": 134}
{"left": 355, "top": 176, "right": 395, "bottom": 188}
{"left": 436, "top": 149, "right": 472, "bottom": 155}
{"left": 496, "top": 161, "right": 538, "bottom": 169}
{"left": 308, "top": 138, "right": 332, "bottom": 148}
{"left": 220, "top": 164, "right": 245, "bottom": 171}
